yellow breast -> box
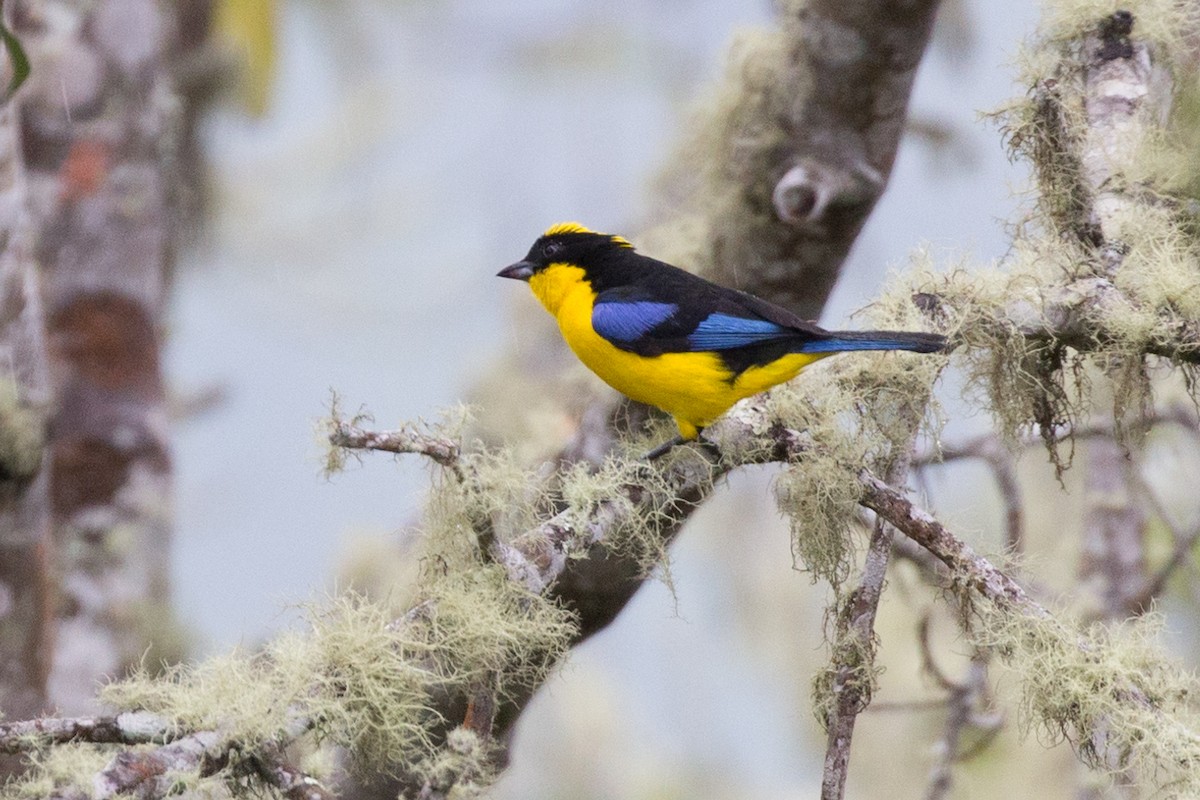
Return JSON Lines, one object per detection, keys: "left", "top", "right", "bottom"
{"left": 526, "top": 264, "right": 825, "bottom": 439}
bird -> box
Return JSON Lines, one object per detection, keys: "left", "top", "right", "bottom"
{"left": 498, "top": 222, "right": 947, "bottom": 458}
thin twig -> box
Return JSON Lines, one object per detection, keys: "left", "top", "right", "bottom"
{"left": 915, "top": 433, "right": 1024, "bottom": 553}
{"left": 857, "top": 470, "right": 1050, "bottom": 618}
{"left": 820, "top": 516, "right": 893, "bottom": 800}
{"left": 917, "top": 615, "right": 1002, "bottom": 800}
{"left": 330, "top": 419, "right": 462, "bottom": 477}
{"left": 1124, "top": 478, "right": 1200, "bottom": 610}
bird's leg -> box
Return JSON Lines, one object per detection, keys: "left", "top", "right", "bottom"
{"left": 642, "top": 434, "right": 686, "bottom": 461}
{"left": 641, "top": 428, "right": 723, "bottom": 461}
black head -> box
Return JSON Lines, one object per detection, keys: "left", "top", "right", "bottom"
{"left": 497, "top": 222, "right": 634, "bottom": 281}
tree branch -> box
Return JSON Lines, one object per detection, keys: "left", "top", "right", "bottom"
{"left": 6, "top": 713, "right": 326, "bottom": 800}
{"left": 330, "top": 419, "right": 462, "bottom": 476}
{"left": 702, "top": 0, "right": 946, "bottom": 318}
{"left": 84, "top": 731, "right": 222, "bottom": 800}
{"left": 820, "top": 517, "right": 892, "bottom": 800}
{"left": 252, "top": 742, "right": 337, "bottom": 800}
{"left": 914, "top": 433, "right": 1024, "bottom": 553}
{"left": 0, "top": 711, "right": 173, "bottom": 754}
{"left": 856, "top": 471, "right": 1050, "bottom": 618}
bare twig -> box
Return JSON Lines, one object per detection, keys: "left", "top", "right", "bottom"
{"left": 917, "top": 613, "right": 958, "bottom": 692}
{"left": 1029, "top": 402, "right": 1198, "bottom": 446}
{"left": 856, "top": 471, "right": 1050, "bottom": 618}
{"left": 1124, "top": 478, "right": 1200, "bottom": 610}
{"left": 923, "top": 655, "right": 1000, "bottom": 800}
{"left": 915, "top": 433, "right": 1024, "bottom": 552}
{"left": 914, "top": 399, "right": 1200, "bottom": 559}
{"left": 330, "top": 419, "right": 462, "bottom": 476}
{"left": 917, "top": 615, "right": 1003, "bottom": 800}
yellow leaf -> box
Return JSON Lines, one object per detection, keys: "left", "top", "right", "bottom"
{"left": 215, "top": 0, "right": 276, "bottom": 116}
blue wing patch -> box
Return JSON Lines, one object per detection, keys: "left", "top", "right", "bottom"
{"left": 592, "top": 300, "right": 678, "bottom": 343}
{"left": 687, "top": 313, "right": 790, "bottom": 350}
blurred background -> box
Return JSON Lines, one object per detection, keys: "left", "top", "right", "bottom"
{"left": 168, "top": 0, "right": 1052, "bottom": 795}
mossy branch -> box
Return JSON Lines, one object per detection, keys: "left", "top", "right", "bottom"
{"left": 0, "top": 717, "right": 332, "bottom": 800}
{"left": 7, "top": 341, "right": 1196, "bottom": 799}
{"left": 818, "top": 517, "right": 892, "bottom": 800}
{"left": 10, "top": 3, "right": 1200, "bottom": 799}
{"left": 0, "top": 712, "right": 173, "bottom": 754}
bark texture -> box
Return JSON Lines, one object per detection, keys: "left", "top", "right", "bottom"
{"left": 15, "top": 0, "right": 183, "bottom": 713}
{"left": 0, "top": 0, "right": 53, "bottom": 742}
{"left": 1071, "top": 16, "right": 1163, "bottom": 621}
{"left": 704, "top": 0, "right": 944, "bottom": 318}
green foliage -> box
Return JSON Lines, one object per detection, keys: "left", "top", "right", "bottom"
{"left": 0, "top": 16, "right": 30, "bottom": 104}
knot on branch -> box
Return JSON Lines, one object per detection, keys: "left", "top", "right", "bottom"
{"left": 772, "top": 157, "right": 882, "bottom": 230}
{"left": 1096, "top": 10, "right": 1135, "bottom": 61}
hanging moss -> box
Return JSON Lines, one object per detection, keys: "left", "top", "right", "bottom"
{"left": 970, "top": 606, "right": 1200, "bottom": 794}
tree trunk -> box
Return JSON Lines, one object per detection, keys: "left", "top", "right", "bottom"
{"left": 16, "top": 0, "right": 182, "bottom": 713}
{"left": 0, "top": 1, "right": 53, "bottom": 752}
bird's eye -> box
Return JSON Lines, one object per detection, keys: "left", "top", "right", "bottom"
{"left": 542, "top": 241, "right": 562, "bottom": 259}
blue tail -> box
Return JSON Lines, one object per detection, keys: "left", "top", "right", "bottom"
{"left": 798, "top": 330, "right": 946, "bottom": 355}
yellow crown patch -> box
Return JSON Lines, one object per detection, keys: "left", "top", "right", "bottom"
{"left": 543, "top": 221, "right": 594, "bottom": 237}
{"left": 542, "top": 221, "right": 633, "bottom": 248}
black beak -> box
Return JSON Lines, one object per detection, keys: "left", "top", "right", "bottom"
{"left": 497, "top": 261, "right": 535, "bottom": 281}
